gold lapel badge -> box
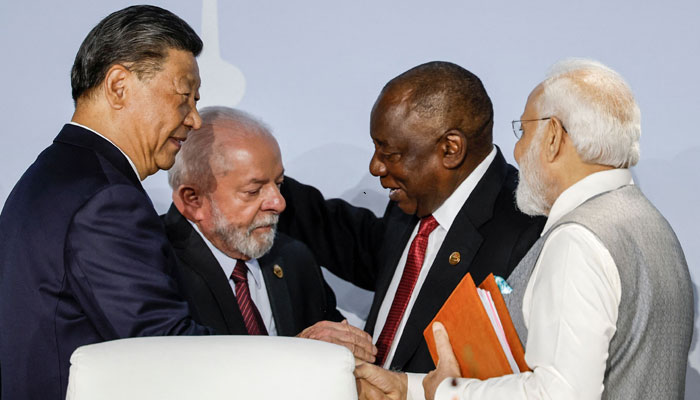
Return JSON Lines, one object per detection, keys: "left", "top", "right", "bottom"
{"left": 448, "top": 252, "right": 461, "bottom": 265}
{"left": 273, "top": 264, "right": 284, "bottom": 278}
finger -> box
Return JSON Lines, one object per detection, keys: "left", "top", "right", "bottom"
{"left": 326, "top": 336, "right": 376, "bottom": 363}
{"left": 353, "top": 361, "right": 377, "bottom": 381}
{"left": 433, "top": 322, "right": 460, "bottom": 374}
{"left": 357, "top": 378, "right": 391, "bottom": 400}
{"left": 308, "top": 324, "right": 377, "bottom": 355}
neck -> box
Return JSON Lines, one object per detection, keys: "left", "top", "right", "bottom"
{"left": 552, "top": 163, "right": 615, "bottom": 203}
{"left": 448, "top": 146, "right": 491, "bottom": 194}
{"left": 72, "top": 103, "right": 148, "bottom": 180}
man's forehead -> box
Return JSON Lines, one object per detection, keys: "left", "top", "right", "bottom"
{"left": 522, "top": 84, "right": 544, "bottom": 117}
{"left": 164, "top": 49, "right": 200, "bottom": 86}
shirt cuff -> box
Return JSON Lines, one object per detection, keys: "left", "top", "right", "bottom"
{"left": 434, "top": 377, "right": 469, "bottom": 400}
{"left": 406, "top": 372, "right": 427, "bottom": 400}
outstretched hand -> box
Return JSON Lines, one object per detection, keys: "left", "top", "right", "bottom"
{"left": 354, "top": 360, "right": 407, "bottom": 400}
{"left": 423, "top": 322, "right": 461, "bottom": 400}
{"left": 298, "top": 319, "right": 377, "bottom": 362}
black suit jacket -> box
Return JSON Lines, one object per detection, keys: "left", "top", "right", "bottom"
{"left": 278, "top": 147, "right": 545, "bottom": 372}
{"left": 162, "top": 205, "right": 343, "bottom": 336}
{"left": 0, "top": 124, "right": 211, "bottom": 400}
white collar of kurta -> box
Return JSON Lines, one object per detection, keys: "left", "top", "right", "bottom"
{"left": 542, "top": 168, "right": 634, "bottom": 235}
{"left": 432, "top": 146, "right": 497, "bottom": 232}
{"left": 188, "top": 220, "right": 263, "bottom": 289}
{"left": 68, "top": 121, "right": 141, "bottom": 181}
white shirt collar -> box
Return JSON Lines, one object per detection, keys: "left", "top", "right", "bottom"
{"left": 188, "top": 220, "right": 264, "bottom": 289}
{"left": 432, "top": 146, "right": 497, "bottom": 231}
{"left": 543, "top": 168, "right": 634, "bottom": 234}
{"left": 68, "top": 121, "right": 140, "bottom": 181}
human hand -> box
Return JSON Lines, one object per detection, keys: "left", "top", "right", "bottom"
{"left": 354, "top": 360, "right": 407, "bottom": 400}
{"left": 297, "top": 319, "right": 377, "bottom": 362}
{"left": 423, "top": 322, "right": 461, "bottom": 400}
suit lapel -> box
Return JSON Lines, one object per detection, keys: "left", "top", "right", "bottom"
{"left": 163, "top": 205, "right": 248, "bottom": 334}
{"left": 389, "top": 148, "right": 509, "bottom": 369}
{"left": 258, "top": 250, "right": 296, "bottom": 336}
{"left": 364, "top": 208, "right": 417, "bottom": 335}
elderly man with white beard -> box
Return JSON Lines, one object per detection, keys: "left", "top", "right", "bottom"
{"left": 354, "top": 59, "right": 693, "bottom": 400}
{"left": 161, "top": 106, "right": 377, "bottom": 361}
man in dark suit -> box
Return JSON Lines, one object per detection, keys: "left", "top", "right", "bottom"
{"left": 0, "top": 6, "right": 214, "bottom": 399}
{"left": 278, "top": 61, "right": 545, "bottom": 397}
{"left": 164, "top": 106, "right": 377, "bottom": 360}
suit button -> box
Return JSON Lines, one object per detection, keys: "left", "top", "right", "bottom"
{"left": 448, "top": 252, "right": 461, "bottom": 265}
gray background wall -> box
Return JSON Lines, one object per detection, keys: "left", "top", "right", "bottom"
{"left": 1, "top": 0, "right": 697, "bottom": 395}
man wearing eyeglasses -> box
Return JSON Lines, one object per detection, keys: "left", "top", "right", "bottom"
{"left": 355, "top": 59, "right": 693, "bottom": 400}
{"left": 279, "top": 61, "right": 545, "bottom": 397}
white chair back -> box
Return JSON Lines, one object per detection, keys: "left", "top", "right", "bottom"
{"left": 65, "top": 336, "right": 357, "bottom": 400}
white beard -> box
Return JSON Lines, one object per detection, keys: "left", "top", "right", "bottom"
{"left": 515, "top": 138, "right": 552, "bottom": 217}
{"left": 210, "top": 202, "right": 278, "bottom": 259}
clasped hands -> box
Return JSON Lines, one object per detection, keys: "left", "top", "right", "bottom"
{"left": 353, "top": 322, "right": 460, "bottom": 400}
{"left": 296, "top": 320, "right": 460, "bottom": 400}
{"left": 297, "top": 319, "right": 378, "bottom": 363}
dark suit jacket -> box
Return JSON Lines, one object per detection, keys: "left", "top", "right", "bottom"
{"left": 278, "top": 147, "right": 545, "bottom": 373}
{"left": 162, "top": 205, "right": 344, "bottom": 336}
{"left": 0, "top": 124, "right": 211, "bottom": 400}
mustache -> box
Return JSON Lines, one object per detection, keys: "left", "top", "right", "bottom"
{"left": 247, "top": 214, "right": 279, "bottom": 233}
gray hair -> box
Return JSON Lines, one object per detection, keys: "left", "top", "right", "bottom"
{"left": 168, "top": 106, "right": 273, "bottom": 194}
{"left": 535, "top": 58, "right": 641, "bottom": 168}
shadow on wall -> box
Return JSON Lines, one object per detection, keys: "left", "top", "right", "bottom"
{"left": 340, "top": 172, "right": 387, "bottom": 215}
{"left": 286, "top": 143, "right": 387, "bottom": 216}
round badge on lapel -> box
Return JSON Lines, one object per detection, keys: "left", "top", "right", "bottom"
{"left": 448, "top": 252, "right": 461, "bottom": 265}
{"left": 273, "top": 264, "right": 284, "bottom": 278}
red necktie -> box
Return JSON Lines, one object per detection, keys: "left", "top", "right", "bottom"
{"left": 231, "top": 260, "right": 268, "bottom": 335}
{"left": 374, "top": 215, "right": 439, "bottom": 366}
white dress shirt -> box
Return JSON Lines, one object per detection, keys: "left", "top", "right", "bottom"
{"left": 370, "top": 148, "right": 497, "bottom": 395}
{"left": 431, "top": 169, "right": 631, "bottom": 400}
{"left": 190, "top": 222, "right": 277, "bottom": 335}
{"left": 68, "top": 122, "right": 140, "bottom": 181}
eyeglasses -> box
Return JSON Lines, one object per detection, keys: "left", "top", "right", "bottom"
{"left": 511, "top": 117, "right": 552, "bottom": 139}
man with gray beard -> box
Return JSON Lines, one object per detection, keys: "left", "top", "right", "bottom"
{"left": 162, "top": 106, "right": 377, "bottom": 361}
{"left": 355, "top": 59, "right": 693, "bottom": 400}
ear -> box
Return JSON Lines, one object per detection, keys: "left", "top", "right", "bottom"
{"left": 172, "top": 184, "right": 207, "bottom": 222}
{"left": 102, "top": 64, "right": 130, "bottom": 110}
{"left": 543, "top": 118, "right": 565, "bottom": 163}
{"left": 440, "top": 129, "right": 467, "bottom": 169}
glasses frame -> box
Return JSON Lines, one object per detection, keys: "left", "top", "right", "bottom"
{"left": 511, "top": 117, "right": 553, "bottom": 139}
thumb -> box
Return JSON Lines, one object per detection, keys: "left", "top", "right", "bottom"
{"left": 433, "top": 322, "right": 458, "bottom": 369}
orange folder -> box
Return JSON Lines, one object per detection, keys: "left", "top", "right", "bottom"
{"left": 423, "top": 273, "right": 530, "bottom": 379}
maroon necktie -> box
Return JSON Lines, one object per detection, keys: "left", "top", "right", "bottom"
{"left": 374, "top": 215, "right": 439, "bottom": 365}
{"left": 231, "top": 260, "right": 268, "bottom": 335}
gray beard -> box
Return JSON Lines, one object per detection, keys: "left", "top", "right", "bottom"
{"left": 515, "top": 139, "right": 552, "bottom": 217}
{"left": 210, "top": 202, "right": 278, "bottom": 259}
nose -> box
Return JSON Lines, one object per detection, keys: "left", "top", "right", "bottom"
{"left": 369, "top": 151, "right": 386, "bottom": 177}
{"left": 262, "top": 184, "right": 286, "bottom": 214}
{"left": 185, "top": 106, "right": 202, "bottom": 130}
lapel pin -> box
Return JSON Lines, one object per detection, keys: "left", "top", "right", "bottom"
{"left": 448, "top": 252, "right": 461, "bottom": 265}
{"left": 273, "top": 264, "right": 284, "bottom": 278}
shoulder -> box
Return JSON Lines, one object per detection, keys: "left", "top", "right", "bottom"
{"left": 269, "top": 232, "right": 316, "bottom": 262}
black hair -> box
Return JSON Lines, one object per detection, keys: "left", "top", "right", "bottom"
{"left": 383, "top": 61, "right": 494, "bottom": 154}
{"left": 70, "top": 5, "right": 202, "bottom": 102}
